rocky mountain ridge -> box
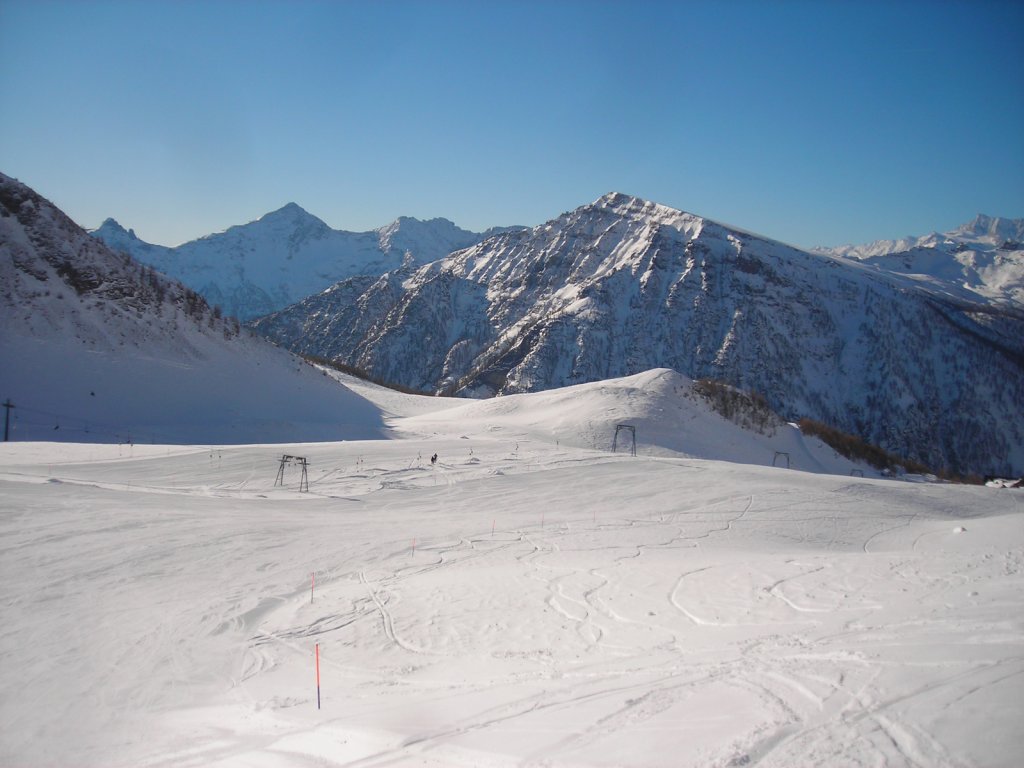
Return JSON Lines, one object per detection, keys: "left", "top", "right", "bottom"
{"left": 253, "top": 192, "right": 1024, "bottom": 476}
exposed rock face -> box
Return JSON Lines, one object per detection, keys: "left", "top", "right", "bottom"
{"left": 254, "top": 193, "right": 1024, "bottom": 476}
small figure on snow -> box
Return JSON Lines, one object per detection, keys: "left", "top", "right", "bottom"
{"left": 430, "top": 453, "right": 438, "bottom": 465}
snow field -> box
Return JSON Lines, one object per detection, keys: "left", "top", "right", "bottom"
{"left": 2, "top": 429, "right": 1022, "bottom": 768}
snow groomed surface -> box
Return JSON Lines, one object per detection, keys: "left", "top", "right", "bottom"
{"left": 1, "top": 372, "right": 1022, "bottom": 767}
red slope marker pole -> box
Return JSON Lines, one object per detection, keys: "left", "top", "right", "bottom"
{"left": 315, "top": 643, "right": 321, "bottom": 710}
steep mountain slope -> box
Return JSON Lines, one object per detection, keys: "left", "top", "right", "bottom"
{"left": 254, "top": 193, "right": 1024, "bottom": 476}
{"left": 815, "top": 214, "right": 1024, "bottom": 306}
{"left": 92, "top": 206, "right": 513, "bottom": 321}
{"left": 0, "top": 172, "right": 385, "bottom": 443}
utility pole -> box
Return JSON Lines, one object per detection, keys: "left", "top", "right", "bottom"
{"left": 3, "top": 399, "right": 12, "bottom": 442}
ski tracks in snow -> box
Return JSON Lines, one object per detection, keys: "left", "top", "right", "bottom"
{"left": 360, "top": 569, "right": 430, "bottom": 656}
{"left": 218, "top": 485, "right": 1024, "bottom": 768}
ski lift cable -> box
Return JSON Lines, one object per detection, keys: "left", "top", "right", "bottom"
{"left": 8, "top": 405, "right": 133, "bottom": 441}
{"left": 12, "top": 402, "right": 133, "bottom": 432}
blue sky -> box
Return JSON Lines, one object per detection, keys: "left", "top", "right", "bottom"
{"left": 1, "top": 0, "right": 1022, "bottom": 248}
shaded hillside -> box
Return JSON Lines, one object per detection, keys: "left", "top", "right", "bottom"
{"left": 1, "top": 172, "right": 385, "bottom": 444}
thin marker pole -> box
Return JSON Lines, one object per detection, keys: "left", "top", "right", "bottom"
{"left": 411, "top": 538, "right": 416, "bottom": 557}
{"left": 491, "top": 519, "right": 495, "bottom": 537}
{"left": 315, "top": 643, "right": 321, "bottom": 710}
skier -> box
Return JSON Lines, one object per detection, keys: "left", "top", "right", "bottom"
{"left": 431, "top": 453, "right": 438, "bottom": 465}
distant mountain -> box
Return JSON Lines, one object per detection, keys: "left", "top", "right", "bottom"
{"left": 1, "top": 172, "right": 385, "bottom": 444}
{"left": 91, "top": 206, "right": 518, "bottom": 321}
{"left": 814, "top": 214, "right": 1024, "bottom": 306}
{"left": 253, "top": 193, "right": 1024, "bottom": 476}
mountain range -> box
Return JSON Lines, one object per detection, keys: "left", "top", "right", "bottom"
{"left": 813, "top": 213, "right": 1024, "bottom": 306}
{"left": 251, "top": 193, "right": 1024, "bottom": 477}
{"left": 0, "top": 172, "right": 867, "bottom": 475}
{"left": 11, "top": 171, "right": 1024, "bottom": 475}
{"left": 92, "top": 206, "right": 518, "bottom": 321}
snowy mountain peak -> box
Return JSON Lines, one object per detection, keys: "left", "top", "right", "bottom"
{"left": 91, "top": 217, "right": 144, "bottom": 243}
{"left": 253, "top": 201, "right": 328, "bottom": 230}
{"left": 377, "top": 215, "right": 460, "bottom": 244}
{"left": 581, "top": 193, "right": 708, "bottom": 238}
{"left": 965, "top": 213, "right": 996, "bottom": 233}
{"left": 91, "top": 201, "right": 510, "bottom": 320}
{"left": 954, "top": 213, "right": 1024, "bottom": 244}
{"left": 819, "top": 214, "right": 1024, "bottom": 258}
{"left": 270, "top": 201, "right": 307, "bottom": 215}
{"left": 374, "top": 215, "right": 489, "bottom": 260}
{"left": 591, "top": 191, "right": 691, "bottom": 218}
{"left": 595, "top": 191, "right": 640, "bottom": 208}
{"left": 95, "top": 217, "right": 131, "bottom": 236}
{"left": 813, "top": 213, "right": 1024, "bottom": 305}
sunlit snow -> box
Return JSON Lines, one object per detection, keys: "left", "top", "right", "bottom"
{"left": 2, "top": 370, "right": 1021, "bottom": 767}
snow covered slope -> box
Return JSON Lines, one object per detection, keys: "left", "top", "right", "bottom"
{"left": 2, "top": 373, "right": 1021, "bottom": 767}
{"left": 92, "top": 206, "right": 514, "bottom": 320}
{"left": 254, "top": 193, "right": 1024, "bottom": 477}
{"left": 1, "top": 172, "right": 386, "bottom": 443}
{"left": 815, "top": 214, "right": 1024, "bottom": 306}
{"left": 387, "top": 368, "right": 872, "bottom": 476}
